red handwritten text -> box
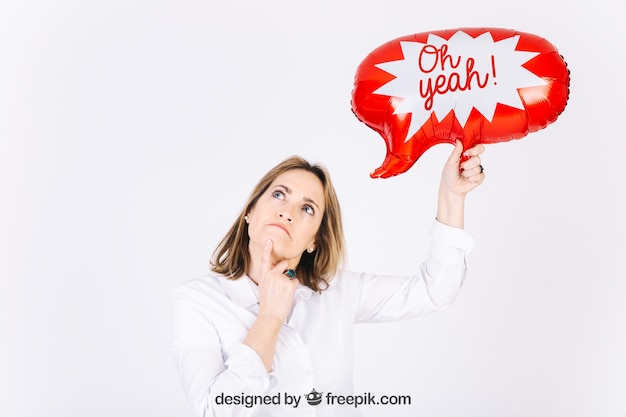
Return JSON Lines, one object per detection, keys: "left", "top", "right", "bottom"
{"left": 418, "top": 44, "right": 493, "bottom": 110}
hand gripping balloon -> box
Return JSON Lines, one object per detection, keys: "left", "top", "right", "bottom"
{"left": 351, "top": 27, "right": 570, "bottom": 178}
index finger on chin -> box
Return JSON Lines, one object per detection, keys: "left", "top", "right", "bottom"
{"left": 261, "top": 239, "right": 273, "bottom": 273}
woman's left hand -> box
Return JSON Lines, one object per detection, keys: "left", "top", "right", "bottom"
{"left": 440, "top": 140, "right": 486, "bottom": 197}
{"left": 436, "top": 140, "right": 486, "bottom": 229}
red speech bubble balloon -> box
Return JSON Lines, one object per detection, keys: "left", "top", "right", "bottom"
{"left": 351, "top": 27, "right": 570, "bottom": 178}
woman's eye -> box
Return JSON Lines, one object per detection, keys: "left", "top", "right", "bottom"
{"left": 303, "top": 205, "right": 315, "bottom": 215}
{"left": 272, "top": 190, "right": 285, "bottom": 200}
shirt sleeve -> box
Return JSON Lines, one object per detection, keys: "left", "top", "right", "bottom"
{"left": 171, "top": 291, "right": 272, "bottom": 417}
{"left": 353, "top": 219, "right": 475, "bottom": 323}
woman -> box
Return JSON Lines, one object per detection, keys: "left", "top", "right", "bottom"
{"left": 171, "top": 140, "right": 485, "bottom": 416}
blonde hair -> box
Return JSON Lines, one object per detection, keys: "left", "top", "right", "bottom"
{"left": 210, "top": 156, "right": 345, "bottom": 292}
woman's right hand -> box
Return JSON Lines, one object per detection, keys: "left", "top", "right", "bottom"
{"left": 256, "top": 239, "right": 299, "bottom": 323}
{"left": 244, "top": 240, "right": 299, "bottom": 371}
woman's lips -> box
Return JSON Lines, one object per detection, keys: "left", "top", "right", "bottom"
{"left": 269, "top": 223, "right": 290, "bottom": 237}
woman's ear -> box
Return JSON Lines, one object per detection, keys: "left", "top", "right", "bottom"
{"left": 245, "top": 207, "right": 255, "bottom": 223}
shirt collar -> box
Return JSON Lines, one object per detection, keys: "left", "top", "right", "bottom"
{"left": 219, "top": 274, "right": 315, "bottom": 309}
{"left": 294, "top": 284, "right": 314, "bottom": 302}
{"left": 219, "top": 275, "right": 259, "bottom": 309}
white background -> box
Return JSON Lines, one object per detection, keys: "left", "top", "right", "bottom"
{"left": 1, "top": 0, "right": 625, "bottom": 416}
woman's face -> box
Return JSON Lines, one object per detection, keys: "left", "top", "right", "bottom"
{"left": 247, "top": 169, "right": 325, "bottom": 266}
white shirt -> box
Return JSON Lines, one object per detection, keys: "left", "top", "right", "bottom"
{"left": 171, "top": 220, "right": 475, "bottom": 417}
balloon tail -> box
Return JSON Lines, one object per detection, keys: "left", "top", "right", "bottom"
{"left": 370, "top": 152, "right": 416, "bottom": 179}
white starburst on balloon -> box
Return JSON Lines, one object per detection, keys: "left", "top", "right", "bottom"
{"left": 373, "top": 30, "right": 548, "bottom": 142}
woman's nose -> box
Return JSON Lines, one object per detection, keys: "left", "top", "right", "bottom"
{"left": 278, "top": 210, "right": 293, "bottom": 222}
